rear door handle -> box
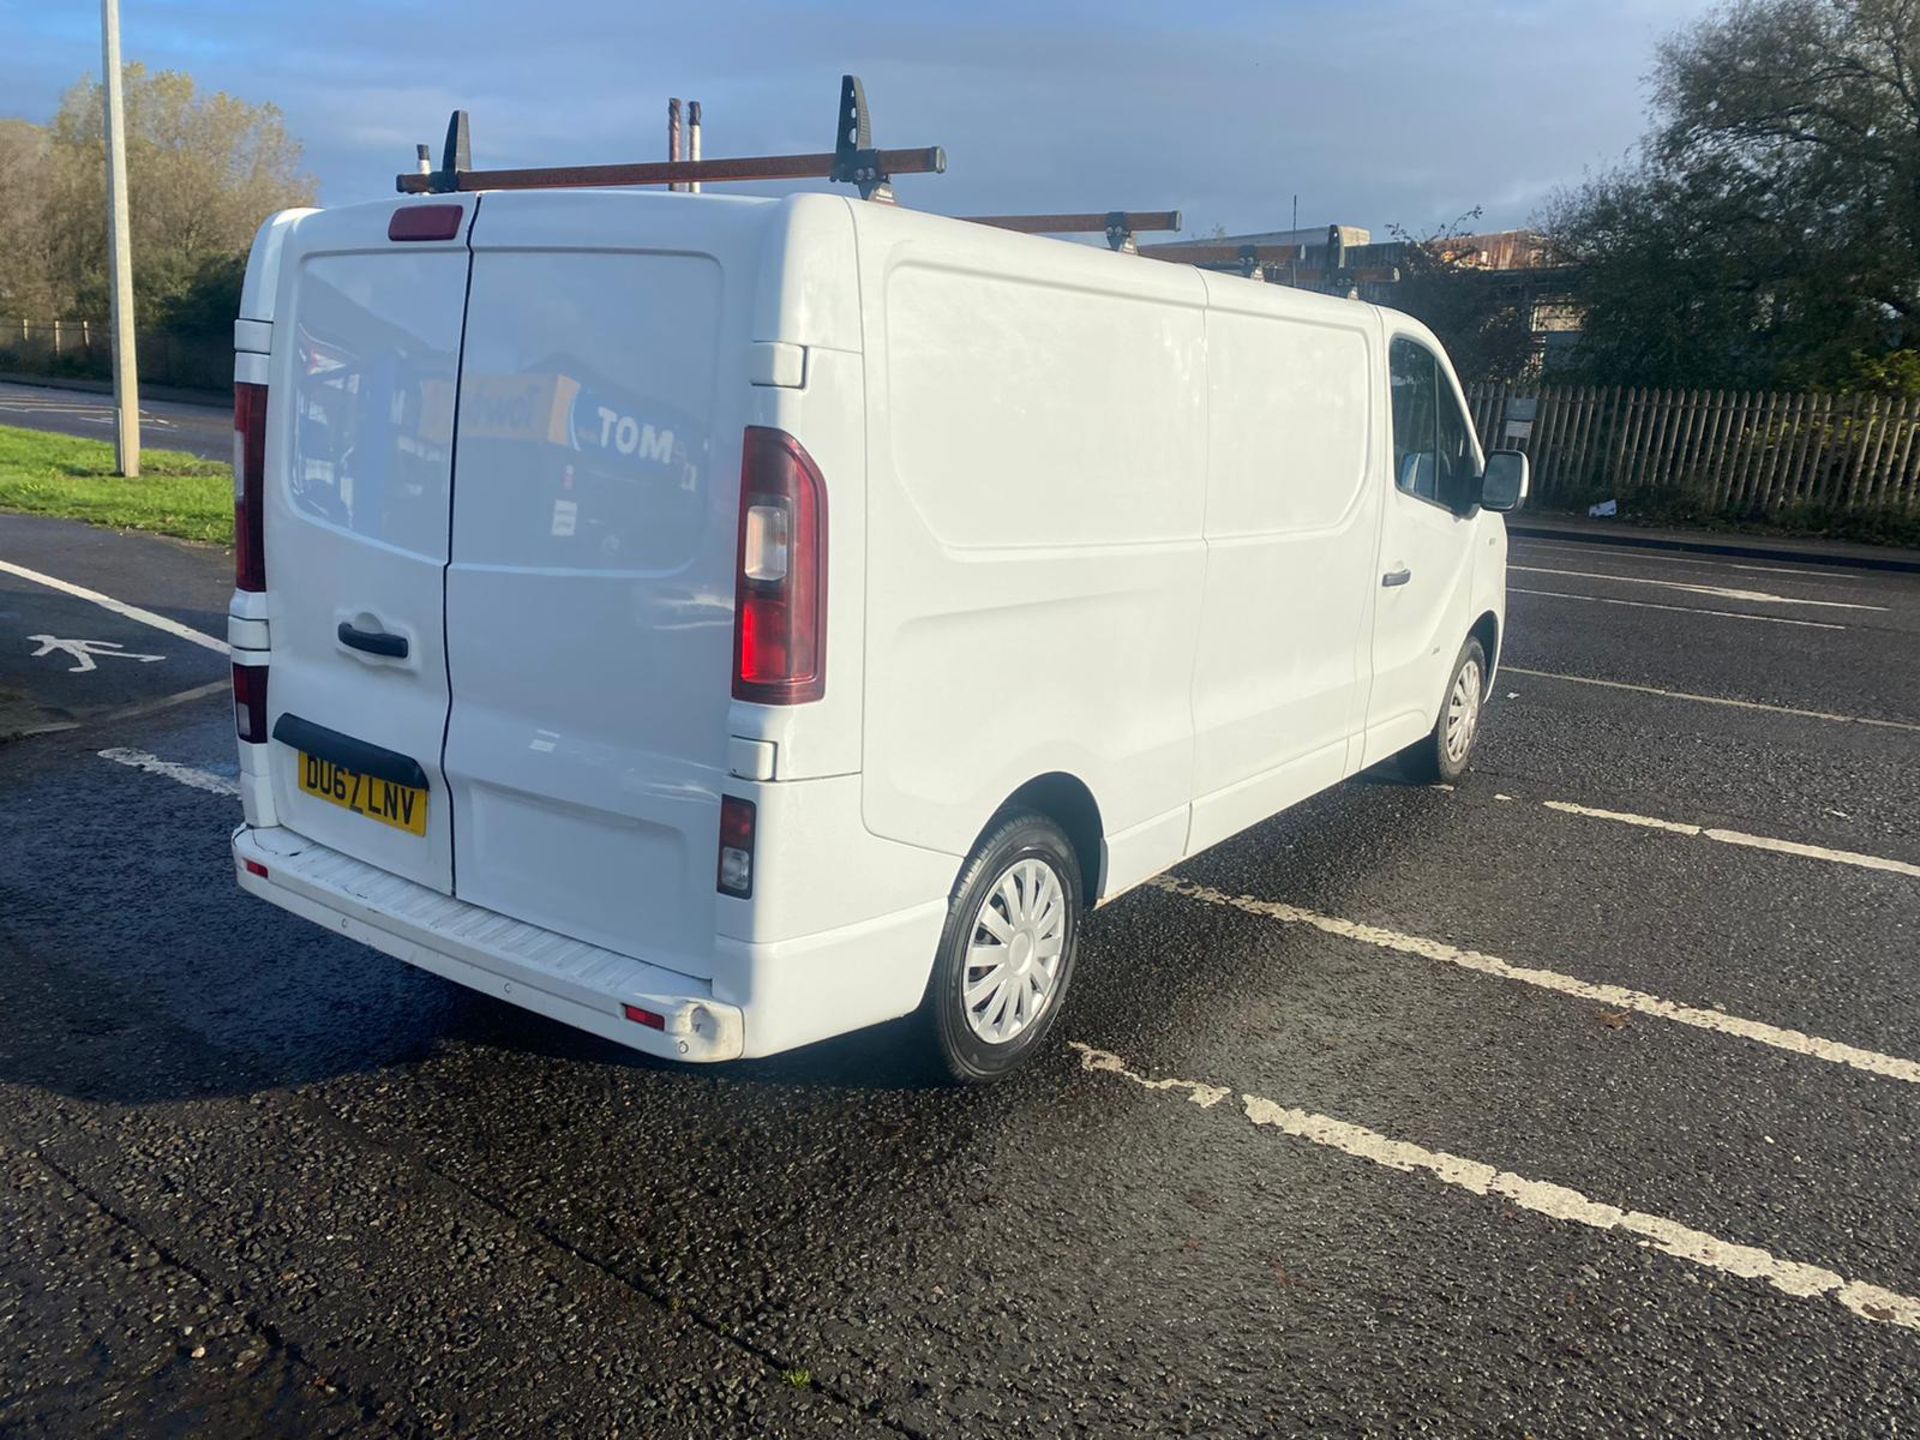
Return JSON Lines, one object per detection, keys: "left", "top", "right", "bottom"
{"left": 1382, "top": 567, "right": 1413, "bottom": 588}
{"left": 337, "top": 621, "right": 409, "bottom": 659}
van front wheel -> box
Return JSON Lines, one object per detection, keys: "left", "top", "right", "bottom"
{"left": 1402, "top": 636, "right": 1487, "bottom": 785}
{"left": 920, "top": 811, "right": 1081, "bottom": 1083}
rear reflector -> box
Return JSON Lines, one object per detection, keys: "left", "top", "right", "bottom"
{"left": 716, "top": 794, "right": 756, "bottom": 898}
{"left": 622, "top": 1003, "right": 667, "bottom": 1030}
{"left": 732, "top": 427, "right": 826, "bottom": 704}
{"left": 233, "top": 382, "right": 267, "bottom": 592}
{"left": 388, "top": 204, "right": 465, "bottom": 242}
{"left": 242, "top": 858, "right": 269, "bottom": 879}
{"left": 232, "top": 662, "right": 268, "bottom": 744}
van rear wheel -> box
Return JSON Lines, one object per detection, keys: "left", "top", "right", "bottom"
{"left": 1401, "top": 636, "right": 1487, "bottom": 785}
{"left": 920, "top": 810, "right": 1081, "bottom": 1084}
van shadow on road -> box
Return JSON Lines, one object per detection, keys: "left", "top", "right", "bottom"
{"left": 0, "top": 691, "right": 1458, "bottom": 1115}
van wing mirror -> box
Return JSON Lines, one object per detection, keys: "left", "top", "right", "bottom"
{"left": 1479, "top": 450, "right": 1529, "bottom": 512}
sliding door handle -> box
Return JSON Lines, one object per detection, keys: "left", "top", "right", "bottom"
{"left": 1382, "top": 567, "right": 1413, "bottom": 588}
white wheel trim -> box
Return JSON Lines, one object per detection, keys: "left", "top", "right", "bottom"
{"left": 962, "top": 856, "right": 1068, "bottom": 1046}
{"left": 1445, "top": 656, "right": 1483, "bottom": 764}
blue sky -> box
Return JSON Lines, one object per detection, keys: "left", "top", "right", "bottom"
{"left": 2, "top": 0, "right": 1716, "bottom": 237}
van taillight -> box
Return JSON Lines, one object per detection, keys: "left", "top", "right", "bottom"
{"left": 716, "top": 795, "right": 756, "bottom": 898}
{"left": 732, "top": 426, "right": 826, "bottom": 704}
{"left": 232, "top": 661, "right": 268, "bottom": 743}
{"left": 233, "top": 382, "right": 268, "bottom": 592}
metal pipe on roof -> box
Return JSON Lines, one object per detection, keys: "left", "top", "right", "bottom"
{"left": 667, "top": 97, "right": 682, "bottom": 192}
{"left": 688, "top": 100, "right": 702, "bottom": 193}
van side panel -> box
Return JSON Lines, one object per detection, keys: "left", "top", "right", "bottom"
{"left": 853, "top": 211, "right": 1208, "bottom": 895}
{"left": 1185, "top": 282, "right": 1381, "bottom": 855}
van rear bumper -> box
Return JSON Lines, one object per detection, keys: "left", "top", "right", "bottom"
{"left": 233, "top": 824, "right": 745, "bottom": 1062}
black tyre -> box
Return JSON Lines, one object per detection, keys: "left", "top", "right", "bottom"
{"left": 919, "top": 809, "right": 1082, "bottom": 1084}
{"left": 1400, "top": 636, "right": 1488, "bottom": 785}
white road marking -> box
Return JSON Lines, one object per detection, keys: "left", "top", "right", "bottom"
{"left": 1510, "top": 564, "right": 1885, "bottom": 612}
{"left": 98, "top": 747, "right": 239, "bottom": 797}
{"left": 26, "top": 634, "right": 165, "bottom": 673}
{"left": 0, "top": 394, "right": 175, "bottom": 428}
{"left": 1543, "top": 800, "right": 1920, "bottom": 879}
{"left": 1510, "top": 540, "right": 1863, "bottom": 582}
{"left": 1503, "top": 667, "right": 1920, "bottom": 732}
{"left": 1510, "top": 587, "right": 1847, "bottom": 630}
{"left": 1543, "top": 800, "right": 1697, "bottom": 836}
{"left": 1149, "top": 876, "right": 1920, "bottom": 1085}
{"left": 1070, "top": 1044, "right": 1920, "bottom": 1334}
{"left": 0, "top": 560, "right": 228, "bottom": 654}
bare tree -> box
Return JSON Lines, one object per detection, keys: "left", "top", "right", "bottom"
{"left": 0, "top": 120, "right": 60, "bottom": 316}
{"left": 42, "top": 64, "right": 316, "bottom": 326}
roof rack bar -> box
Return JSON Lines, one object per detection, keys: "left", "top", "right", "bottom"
{"left": 962, "top": 210, "right": 1182, "bottom": 254}
{"left": 964, "top": 211, "right": 1182, "bottom": 236}
{"left": 1128, "top": 241, "right": 1400, "bottom": 290}
{"left": 397, "top": 74, "right": 945, "bottom": 197}
{"left": 1134, "top": 241, "right": 1306, "bottom": 266}
{"left": 399, "top": 147, "right": 946, "bottom": 195}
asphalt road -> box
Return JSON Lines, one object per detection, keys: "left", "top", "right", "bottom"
{"left": 0, "top": 381, "right": 232, "bottom": 461}
{"left": 1, "top": 515, "right": 1917, "bottom": 1436}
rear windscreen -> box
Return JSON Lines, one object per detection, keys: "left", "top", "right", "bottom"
{"left": 450, "top": 251, "right": 722, "bottom": 573}
{"left": 289, "top": 255, "right": 463, "bottom": 560}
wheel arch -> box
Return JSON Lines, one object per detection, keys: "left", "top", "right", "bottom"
{"left": 1469, "top": 609, "right": 1500, "bottom": 691}
{"left": 979, "top": 772, "right": 1105, "bottom": 908}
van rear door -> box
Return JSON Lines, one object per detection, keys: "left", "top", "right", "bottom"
{"left": 263, "top": 201, "right": 474, "bottom": 892}
{"left": 440, "top": 193, "right": 760, "bottom": 978}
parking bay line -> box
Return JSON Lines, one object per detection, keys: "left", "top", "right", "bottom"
{"left": 1502, "top": 667, "right": 1920, "bottom": 732}
{"left": 1504, "top": 666, "right": 1887, "bottom": 722}
{"left": 1069, "top": 1043, "right": 1920, "bottom": 1333}
{"left": 1509, "top": 564, "right": 1886, "bottom": 612}
{"left": 1510, "top": 541, "right": 1856, "bottom": 582}
{"left": 98, "top": 747, "right": 239, "bottom": 797}
{"left": 1509, "top": 587, "right": 1847, "bottom": 630}
{"left": 1542, "top": 800, "right": 1920, "bottom": 880}
{"left": 0, "top": 559, "right": 229, "bottom": 654}
{"left": 1147, "top": 876, "right": 1920, "bottom": 1085}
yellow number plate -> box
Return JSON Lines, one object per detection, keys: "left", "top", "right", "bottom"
{"left": 297, "top": 752, "right": 428, "bottom": 836}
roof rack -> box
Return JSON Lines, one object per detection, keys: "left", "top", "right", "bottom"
{"left": 961, "top": 211, "right": 1183, "bottom": 254}
{"left": 398, "top": 75, "right": 945, "bottom": 200}
{"left": 391, "top": 78, "right": 1397, "bottom": 298}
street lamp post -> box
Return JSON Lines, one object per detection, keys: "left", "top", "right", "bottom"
{"left": 101, "top": 0, "right": 140, "bottom": 477}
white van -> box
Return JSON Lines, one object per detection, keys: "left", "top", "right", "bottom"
{"left": 228, "top": 182, "right": 1525, "bottom": 1081}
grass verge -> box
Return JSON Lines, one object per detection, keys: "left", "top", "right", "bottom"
{"left": 0, "top": 423, "right": 230, "bottom": 545}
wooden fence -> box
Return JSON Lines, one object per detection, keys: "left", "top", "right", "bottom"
{"left": 1465, "top": 384, "right": 1920, "bottom": 517}
{"left": 0, "top": 316, "right": 230, "bottom": 395}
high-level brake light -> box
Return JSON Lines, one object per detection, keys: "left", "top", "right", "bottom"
{"left": 732, "top": 427, "right": 826, "bottom": 704}
{"left": 387, "top": 204, "right": 465, "bottom": 242}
